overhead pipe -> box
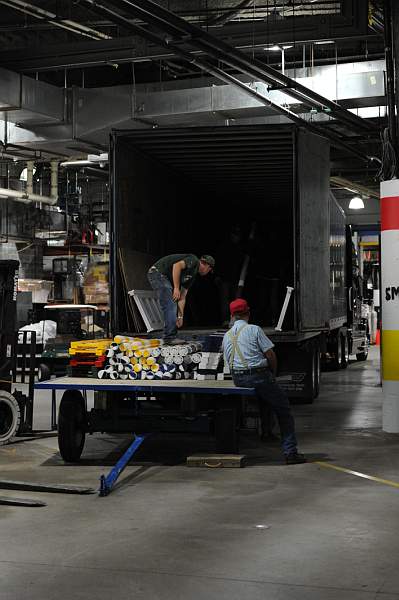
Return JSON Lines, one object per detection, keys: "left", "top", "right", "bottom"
{"left": 50, "top": 160, "right": 58, "bottom": 199}
{"left": 83, "top": 0, "right": 374, "bottom": 164}
{"left": 0, "top": 187, "right": 57, "bottom": 205}
{"left": 26, "top": 160, "right": 34, "bottom": 195}
{"left": 111, "top": 0, "right": 378, "bottom": 135}
{"left": 0, "top": 0, "right": 112, "bottom": 40}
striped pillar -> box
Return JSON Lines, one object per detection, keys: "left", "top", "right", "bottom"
{"left": 380, "top": 180, "right": 399, "bottom": 432}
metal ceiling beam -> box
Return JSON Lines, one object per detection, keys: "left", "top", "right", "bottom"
{"left": 78, "top": 1, "right": 377, "bottom": 163}
{"left": 109, "top": 0, "right": 377, "bottom": 136}
{"left": 207, "top": 0, "right": 254, "bottom": 27}
{"left": 0, "top": 0, "right": 111, "bottom": 40}
{"left": 330, "top": 175, "right": 380, "bottom": 199}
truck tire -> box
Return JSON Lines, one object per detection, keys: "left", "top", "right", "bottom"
{"left": 58, "top": 390, "right": 87, "bottom": 462}
{"left": 340, "top": 334, "right": 349, "bottom": 370}
{"left": 302, "top": 345, "right": 320, "bottom": 404}
{"left": 330, "top": 334, "right": 342, "bottom": 370}
{"left": 0, "top": 392, "right": 21, "bottom": 446}
{"left": 356, "top": 350, "right": 369, "bottom": 361}
{"left": 38, "top": 363, "right": 51, "bottom": 382}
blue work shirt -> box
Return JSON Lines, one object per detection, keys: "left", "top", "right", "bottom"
{"left": 222, "top": 320, "right": 274, "bottom": 371}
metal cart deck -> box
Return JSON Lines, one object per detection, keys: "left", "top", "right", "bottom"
{"left": 35, "top": 377, "right": 256, "bottom": 465}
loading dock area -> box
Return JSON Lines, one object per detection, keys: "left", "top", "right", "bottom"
{"left": 3, "top": 348, "right": 399, "bottom": 600}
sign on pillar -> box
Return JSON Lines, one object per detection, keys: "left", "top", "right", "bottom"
{"left": 380, "top": 180, "right": 399, "bottom": 432}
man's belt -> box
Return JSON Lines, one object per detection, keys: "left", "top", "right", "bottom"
{"left": 232, "top": 366, "right": 269, "bottom": 376}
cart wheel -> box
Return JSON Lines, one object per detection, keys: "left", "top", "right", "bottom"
{"left": 0, "top": 392, "right": 21, "bottom": 446}
{"left": 58, "top": 390, "right": 87, "bottom": 462}
{"left": 38, "top": 364, "right": 51, "bottom": 382}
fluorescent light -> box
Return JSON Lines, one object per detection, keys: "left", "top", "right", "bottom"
{"left": 282, "top": 45, "right": 293, "bottom": 50}
{"left": 314, "top": 40, "right": 335, "bottom": 45}
{"left": 349, "top": 196, "right": 365, "bottom": 210}
{"left": 265, "top": 45, "right": 281, "bottom": 51}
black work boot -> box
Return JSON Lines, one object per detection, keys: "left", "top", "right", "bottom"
{"left": 285, "top": 452, "right": 307, "bottom": 465}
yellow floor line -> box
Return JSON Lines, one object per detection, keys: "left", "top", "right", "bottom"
{"left": 314, "top": 461, "right": 399, "bottom": 490}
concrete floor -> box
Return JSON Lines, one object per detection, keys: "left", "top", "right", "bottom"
{"left": 1, "top": 346, "right": 399, "bottom": 600}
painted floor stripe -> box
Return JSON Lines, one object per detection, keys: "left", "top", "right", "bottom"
{"left": 314, "top": 461, "right": 399, "bottom": 490}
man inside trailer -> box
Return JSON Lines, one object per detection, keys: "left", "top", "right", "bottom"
{"left": 147, "top": 254, "right": 215, "bottom": 344}
{"left": 223, "top": 298, "right": 306, "bottom": 465}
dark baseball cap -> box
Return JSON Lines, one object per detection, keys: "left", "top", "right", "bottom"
{"left": 230, "top": 298, "right": 250, "bottom": 315}
{"left": 200, "top": 255, "right": 215, "bottom": 268}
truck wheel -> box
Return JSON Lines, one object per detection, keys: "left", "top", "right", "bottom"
{"left": 302, "top": 346, "right": 320, "bottom": 404}
{"left": 340, "top": 335, "right": 349, "bottom": 370}
{"left": 58, "top": 390, "right": 87, "bottom": 462}
{"left": 356, "top": 350, "right": 369, "bottom": 361}
{"left": 38, "top": 364, "right": 51, "bottom": 382}
{"left": 0, "top": 392, "right": 21, "bottom": 446}
{"left": 331, "top": 334, "right": 342, "bottom": 370}
{"left": 314, "top": 349, "right": 321, "bottom": 398}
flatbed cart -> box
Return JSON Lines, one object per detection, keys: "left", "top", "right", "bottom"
{"left": 35, "top": 377, "right": 256, "bottom": 464}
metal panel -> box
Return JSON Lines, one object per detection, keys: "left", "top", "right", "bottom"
{"left": 128, "top": 289, "right": 163, "bottom": 332}
{"left": 297, "top": 129, "right": 331, "bottom": 330}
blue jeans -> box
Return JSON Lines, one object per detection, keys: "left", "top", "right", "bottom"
{"left": 233, "top": 370, "right": 298, "bottom": 455}
{"left": 147, "top": 270, "right": 177, "bottom": 341}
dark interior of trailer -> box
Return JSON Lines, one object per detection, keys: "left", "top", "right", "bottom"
{"left": 112, "top": 126, "right": 302, "bottom": 332}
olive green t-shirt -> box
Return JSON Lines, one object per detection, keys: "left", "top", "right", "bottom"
{"left": 154, "top": 254, "right": 199, "bottom": 289}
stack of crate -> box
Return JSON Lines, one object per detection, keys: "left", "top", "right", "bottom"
{"left": 68, "top": 339, "right": 113, "bottom": 377}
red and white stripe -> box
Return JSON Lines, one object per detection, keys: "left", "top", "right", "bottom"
{"left": 380, "top": 180, "right": 399, "bottom": 432}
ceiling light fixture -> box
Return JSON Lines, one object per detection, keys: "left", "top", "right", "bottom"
{"left": 314, "top": 40, "right": 335, "bottom": 45}
{"left": 349, "top": 196, "right": 365, "bottom": 210}
{"left": 265, "top": 44, "right": 293, "bottom": 51}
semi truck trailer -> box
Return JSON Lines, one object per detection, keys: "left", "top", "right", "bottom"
{"left": 110, "top": 124, "right": 368, "bottom": 403}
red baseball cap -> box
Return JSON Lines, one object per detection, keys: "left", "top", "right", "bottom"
{"left": 229, "top": 298, "right": 250, "bottom": 315}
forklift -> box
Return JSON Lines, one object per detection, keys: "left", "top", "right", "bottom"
{"left": 0, "top": 260, "right": 37, "bottom": 445}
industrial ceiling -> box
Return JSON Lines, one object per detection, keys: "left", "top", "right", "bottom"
{"left": 0, "top": 0, "right": 388, "bottom": 225}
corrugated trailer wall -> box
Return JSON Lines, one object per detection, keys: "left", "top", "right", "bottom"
{"left": 111, "top": 134, "right": 181, "bottom": 331}
{"left": 296, "top": 129, "right": 330, "bottom": 331}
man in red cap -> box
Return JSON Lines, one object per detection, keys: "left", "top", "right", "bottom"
{"left": 222, "top": 298, "right": 306, "bottom": 464}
